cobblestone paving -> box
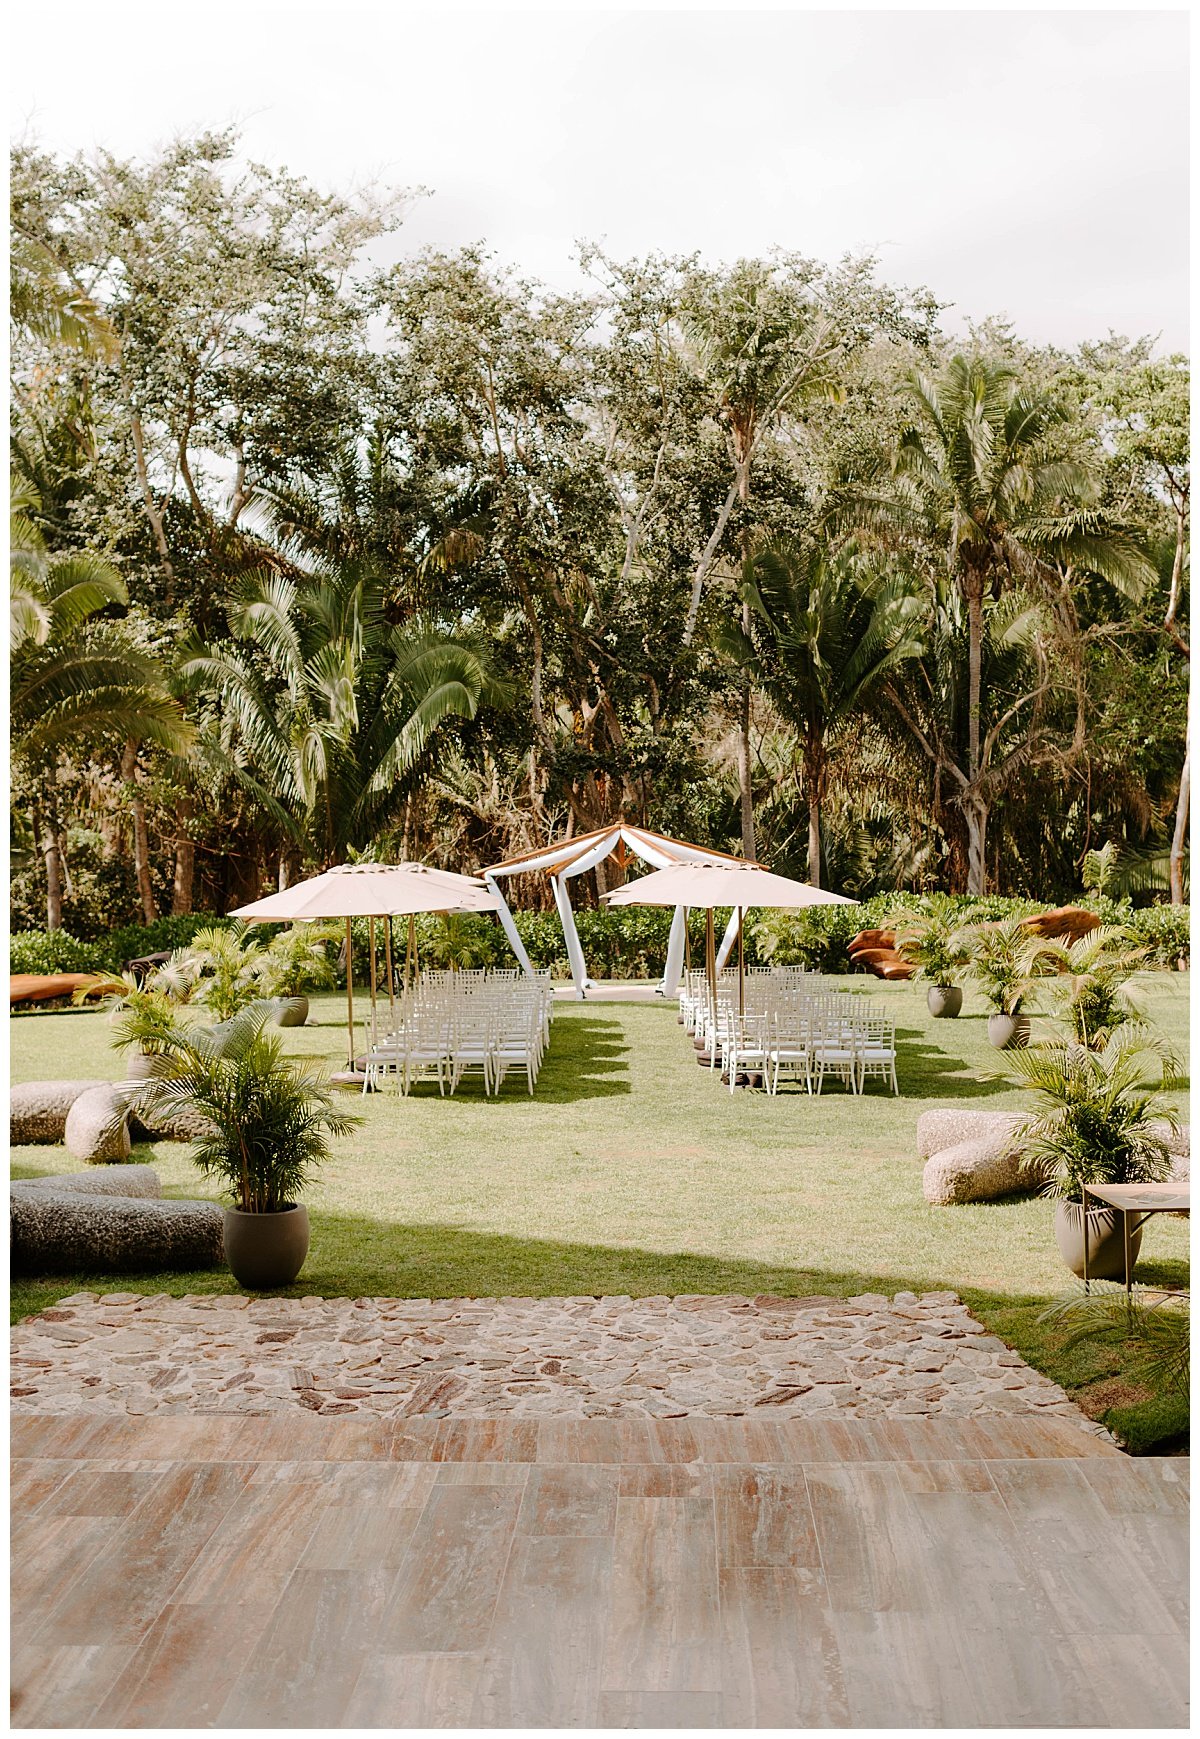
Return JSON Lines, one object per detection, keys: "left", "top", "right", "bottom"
{"left": 11, "top": 1290, "right": 1109, "bottom": 1437}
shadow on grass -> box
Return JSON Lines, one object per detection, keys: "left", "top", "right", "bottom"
{"left": 893, "top": 1025, "right": 1016, "bottom": 1100}
{"left": 387, "top": 1014, "right": 633, "bottom": 1104}
{"left": 11, "top": 1213, "right": 1187, "bottom": 1450}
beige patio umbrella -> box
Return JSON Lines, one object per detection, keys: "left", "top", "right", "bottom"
{"left": 604, "top": 859, "right": 857, "bottom": 1016}
{"left": 232, "top": 862, "right": 502, "bottom": 1068}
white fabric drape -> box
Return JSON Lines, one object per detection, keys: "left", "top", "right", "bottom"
{"left": 482, "top": 873, "right": 537, "bottom": 980}
{"left": 551, "top": 872, "right": 595, "bottom": 996}
{"left": 485, "top": 826, "right": 744, "bottom": 999}
{"left": 716, "top": 907, "right": 741, "bottom": 970}
{"left": 660, "top": 903, "right": 688, "bottom": 994}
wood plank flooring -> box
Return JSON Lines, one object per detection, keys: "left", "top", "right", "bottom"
{"left": 11, "top": 1415, "right": 1188, "bottom": 1728}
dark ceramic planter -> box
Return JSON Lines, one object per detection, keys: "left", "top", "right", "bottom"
{"left": 223, "top": 1204, "right": 310, "bottom": 1289}
{"left": 273, "top": 995, "right": 309, "bottom": 1028}
{"left": 1054, "top": 1201, "right": 1142, "bottom": 1282}
{"left": 989, "top": 1012, "right": 1031, "bottom": 1050}
{"left": 926, "top": 985, "right": 963, "bottom": 1019}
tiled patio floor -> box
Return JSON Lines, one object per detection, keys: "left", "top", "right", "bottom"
{"left": 10, "top": 1411, "right": 1188, "bottom": 1728}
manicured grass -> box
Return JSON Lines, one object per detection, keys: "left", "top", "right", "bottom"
{"left": 10, "top": 974, "right": 1190, "bottom": 1450}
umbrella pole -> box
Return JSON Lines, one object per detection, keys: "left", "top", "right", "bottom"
{"left": 409, "top": 914, "right": 418, "bottom": 986}
{"left": 368, "top": 917, "right": 378, "bottom": 1049}
{"left": 384, "top": 918, "right": 396, "bottom": 1029}
{"left": 706, "top": 907, "right": 716, "bottom": 1020}
{"left": 738, "top": 907, "right": 745, "bottom": 1018}
{"left": 344, "top": 916, "right": 356, "bottom": 1069}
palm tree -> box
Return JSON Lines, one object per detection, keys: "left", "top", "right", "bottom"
{"left": 882, "top": 582, "right": 1067, "bottom": 894}
{"left": 683, "top": 261, "right": 849, "bottom": 857}
{"left": 184, "top": 564, "right": 504, "bottom": 874}
{"left": 11, "top": 483, "right": 190, "bottom": 928}
{"left": 715, "top": 540, "right": 923, "bottom": 885}
{"left": 880, "top": 355, "right": 1154, "bottom": 891}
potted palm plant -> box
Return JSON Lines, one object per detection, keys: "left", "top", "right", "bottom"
{"left": 261, "top": 923, "right": 337, "bottom": 1027}
{"left": 110, "top": 987, "right": 184, "bottom": 1081}
{"left": 890, "top": 897, "right": 972, "bottom": 1017}
{"left": 75, "top": 971, "right": 184, "bottom": 1080}
{"left": 1024, "top": 926, "right": 1148, "bottom": 1051}
{"left": 967, "top": 919, "right": 1040, "bottom": 1048}
{"left": 120, "top": 1001, "right": 359, "bottom": 1288}
{"left": 175, "top": 924, "right": 268, "bottom": 1035}
{"left": 1010, "top": 1036, "right": 1176, "bottom": 1280}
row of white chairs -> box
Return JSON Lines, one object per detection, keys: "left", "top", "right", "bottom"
{"left": 679, "top": 968, "right": 900, "bottom": 1095}
{"left": 362, "top": 970, "right": 554, "bottom": 1096}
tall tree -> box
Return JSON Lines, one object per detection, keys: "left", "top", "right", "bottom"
{"left": 10, "top": 489, "right": 189, "bottom": 926}
{"left": 716, "top": 540, "right": 924, "bottom": 884}
{"left": 882, "top": 355, "right": 1154, "bottom": 891}
{"left": 184, "top": 564, "right": 502, "bottom": 875}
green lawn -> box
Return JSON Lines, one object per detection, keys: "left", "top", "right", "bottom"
{"left": 10, "top": 974, "right": 1190, "bottom": 1450}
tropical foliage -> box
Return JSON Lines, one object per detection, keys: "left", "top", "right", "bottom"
{"left": 119, "top": 1001, "right": 359, "bottom": 1212}
{"left": 9, "top": 132, "right": 1189, "bottom": 937}
{"left": 1009, "top": 1037, "right": 1177, "bottom": 1202}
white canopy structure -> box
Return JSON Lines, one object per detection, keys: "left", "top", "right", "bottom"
{"left": 483, "top": 824, "right": 747, "bottom": 999}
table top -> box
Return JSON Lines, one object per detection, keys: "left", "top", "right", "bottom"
{"left": 1083, "top": 1182, "right": 1191, "bottom": 1212}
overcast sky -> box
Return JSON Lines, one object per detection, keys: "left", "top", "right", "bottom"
{"left": 10, "top": 6, "right": 1190, "bottom": 350}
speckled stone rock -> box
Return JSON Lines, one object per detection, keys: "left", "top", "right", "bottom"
{"left": 11, "top": 1165, "right": 161, "bottom": 1199}
{"left": 10, "top": 1191, "right": 222, "bottom": 1276}
{"left": 923, "top": 1133, "right": 1029, "bottom": 1206}
{"left": 11, "top": 1080, "right": 109, "bottom": 1145}
{"left": 63, "top": 1086, "right": 131, "bottom": 1165}
{"left": 916, "top": 1109, "right": 1025, "bottom": 1161}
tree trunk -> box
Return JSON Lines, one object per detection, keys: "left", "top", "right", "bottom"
{"left": 803, "top": 729, "right": 825, "bottom": 888}
{"left": 1170, "top": 694, "right": 1190, "bottom": 906}
{"left": 965, "top": 575, "right": 984, "bottom": 786}
{"left": 963, "top": 792, "right": 988, "bottom": 896}
{"left": 121, "top": 738, "right": 158, "bottom": 924}
{"left": 737, "top": 669, "right": 757, "bottom": 861}
{"left": 735, "top": 455, "right": 757, "bottom": 862}
{"left": 38, "top": 804, "right": 64, "bottom": 931}
{"left": 279, "top": 841, "right": 302, "bottom": 892}
{"left": 171, "top": 798, "right": 195, "bottom": 915}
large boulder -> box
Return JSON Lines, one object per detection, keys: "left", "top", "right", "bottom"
{"left": 11, "top": 1080, "right": 109, "bottom": 1145}
{"left": 1152, "top": 1120, "right": 1190, "bottom": 1182}
{"left": 11, "top": 1165, "right": 161, "bottom": 1200}
{"left": 917, "top": 1108, "right": 1025, "bottom": 1161}
{"left": 128, "top": 1101, "right": 214, "bottom": 1144}
{"left": 923, "top": 1133, "right": 1029, "bottom": 1206}
{"left": 10, "top": 1189, "right": 223, "bottom": 1275}
{"left": 63, "top": 1086, "right": 132, "bottom": 1165}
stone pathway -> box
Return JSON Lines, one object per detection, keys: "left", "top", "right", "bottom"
{"left": 11, "top": 1290, "right": 1107, "bottom": 1436}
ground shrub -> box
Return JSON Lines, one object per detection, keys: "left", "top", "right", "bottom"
{"left": 9, "top": 930, "right": 105, "bottom": 975}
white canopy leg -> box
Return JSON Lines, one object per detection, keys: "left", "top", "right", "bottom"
{"left": 715, "top": 907, "right": 741, "bottom": 971}
{"left": 658, "top": 903, "right": 687, "bottom": 995}
{"left": 552, "top": 873, "right": 592, "bottom": 999}
{"left": 483, "top": 874, "right": 537, "bottom": 979}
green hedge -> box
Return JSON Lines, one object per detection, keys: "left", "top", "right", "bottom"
{"left": 12, "top": 895, "right": 1189, "bottom": 987}
{"left": 9, "top": 914, "right": 232, "bottom": 978}
{"left": 9, "top": 930, "right": 105, "bottom": 976}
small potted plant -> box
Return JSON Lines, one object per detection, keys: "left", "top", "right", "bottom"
{"left": 967, "top": 919, "right": 1040, "bottom": 1048}
{"left": 1010, "top": 1036, "right": 1176, "bottom": 1281}
{"left": 177, "top": 924, "right": 268, "bottom": 1037}
{"left": 1024, "top": 926, "right": 1147, "bottom": 1052}
{"left": 110, "top": 987, "right": 184, "bottom": 1081}
{"left": 119, "top": 1000, "right": 358, "bottom": 1288}
{"left": 74, "top": 972, "right": 183, "bottom": 1080}
{"left": 890, "top": 898, "right": 972, "bottom": 1018}
{"left": 261, "top": 922, "right": 337, "bottom": 1027}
